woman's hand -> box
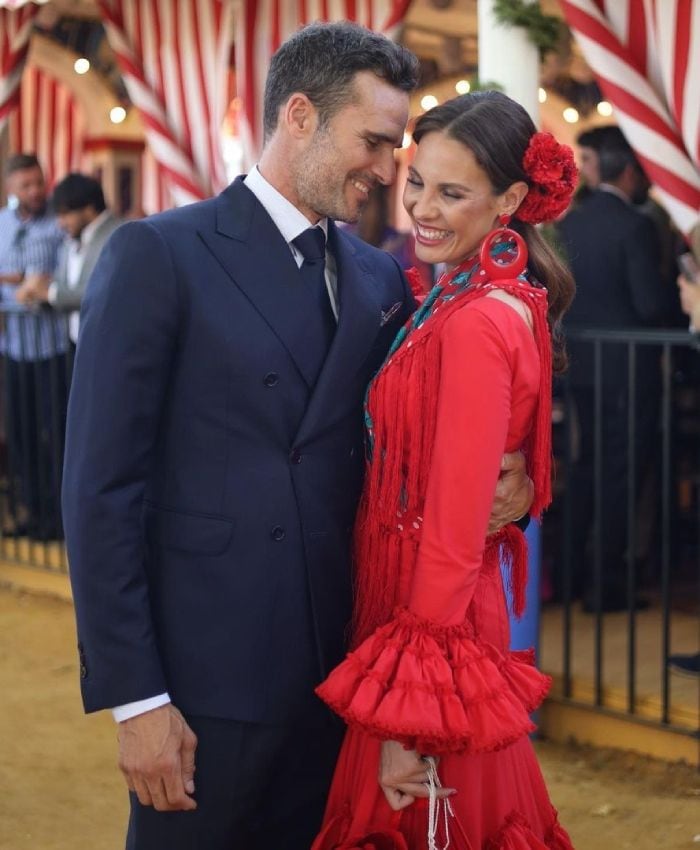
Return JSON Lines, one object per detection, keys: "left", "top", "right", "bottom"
{"left": 378, "top": 740, "right": 455, "bottom": 811}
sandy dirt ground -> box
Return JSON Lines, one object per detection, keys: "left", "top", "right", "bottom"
{"left": 1, "top": 587, "right": 698, "bottom": 850}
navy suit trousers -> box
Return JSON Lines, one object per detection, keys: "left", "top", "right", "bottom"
{"left": 126, "top": 713, "right": 344, "bottom": 850}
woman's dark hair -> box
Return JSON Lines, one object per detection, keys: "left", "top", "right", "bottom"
{"left": 263, "top": 21, "right": 419, "bottom": 141}
{"left": 413, "top": 90, "right": 575, "bottom": 373}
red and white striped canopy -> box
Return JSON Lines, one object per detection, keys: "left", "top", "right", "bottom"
{"left": 8, "top": 64, "right": 86, "bottom": 187}
{"left": 98, "top": 0, "right": 234, "bottom": 209}
{"left": 562, "top": 0, "right": 700, "bottom": 235}
{"left": 1, "top": 1, "right": 411, "bottom": 211}
{"left": 236, "top": 0, "right": 412, "bottom": 168}
{"left": 0, "top": 3, "right": 39, "bottom": 135}
{"left": 0, "top": 1, "right": 48, "bottom": 7}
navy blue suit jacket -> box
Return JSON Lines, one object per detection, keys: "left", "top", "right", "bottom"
{"left": 556, "top": 189, "right": 665, "bottom": 388}
{"left": 63, "top": 177, "right": 415, "bottom": 724}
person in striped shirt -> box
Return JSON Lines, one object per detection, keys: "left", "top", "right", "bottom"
{"left": 0, "top": 154, "right": 68, "bottom": 540}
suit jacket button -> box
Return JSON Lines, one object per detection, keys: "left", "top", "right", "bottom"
{"left": 263, "top": 372, "right": 279, "bottom": 387}
{"left": 80, "top": 664, "right": 87, "bottom": 679}
{"left": 290, "top": 449, "right": 302, "bottom": 464}
{"left": 271, "top": 526, "right": 286, "bottom": 541}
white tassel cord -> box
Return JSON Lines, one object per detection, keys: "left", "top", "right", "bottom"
{"left": 424, "top": 756, "right": 455, "bottom": 850}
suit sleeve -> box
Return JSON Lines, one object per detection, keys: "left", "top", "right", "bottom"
{"left": 316, "top": 303, "right": 550, "bottom": 753}
{"left": 624, "top": 213, "right": 665, "bottom": 323}
{"left": 52, "top": 224, "right": 121, "bottom": 311}
{"left": 50, "top": 280, "right": 82, "bottom": 311}
{"left": 51, "top": 278, "right": 82, "bottom": 311}
{"left": 407, "top": 307, "right": 511, "bottom": 623}
{"left": 62, "top": 221, "right": 181, "bottom": 712}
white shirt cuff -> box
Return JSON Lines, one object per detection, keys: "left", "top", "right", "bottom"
{"left": 47, "top": 281, "right": 58, "bottom": 304}
{"left": 112, "top": 693, "right": 171, "bottom": 723}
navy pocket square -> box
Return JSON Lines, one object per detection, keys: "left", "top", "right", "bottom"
{"left": 380, "top": 301, "right": 403, "bottom": 326}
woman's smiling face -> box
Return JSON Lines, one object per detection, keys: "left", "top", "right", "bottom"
{"left": 403, "top": 130, "right": 506, "bottom": 269}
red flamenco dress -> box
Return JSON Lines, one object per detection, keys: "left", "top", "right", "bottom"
{"left": 313, "top": 257, "right": 574, "bottom": 850}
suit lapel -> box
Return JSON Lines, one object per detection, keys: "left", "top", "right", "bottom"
{"left": 198, "top": 178, "right": 322, "bottom": 388}
{"left": 295, "top": 222, "right": 382, "bottom": 444}
{"left": 198, "top": 181, "right": 385, "bottom": 439}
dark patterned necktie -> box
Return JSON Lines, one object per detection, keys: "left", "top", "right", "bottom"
{"left": 292, "top": 227, "right": 336, "bottom": 384}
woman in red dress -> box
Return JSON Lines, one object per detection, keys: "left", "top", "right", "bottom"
{"left": 312, "top": 91, "right": 578, "bottom": 850}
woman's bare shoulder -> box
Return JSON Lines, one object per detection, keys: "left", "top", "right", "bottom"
{"left": 484, "top": 289, "right": 534, "bottom": 333}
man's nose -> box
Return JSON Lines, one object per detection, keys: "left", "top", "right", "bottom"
{"left": 373, "top": 150, "right": 397, "bottom": 186}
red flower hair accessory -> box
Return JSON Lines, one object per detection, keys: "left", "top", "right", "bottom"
{"left": 516, "top": 131, "right": 578, "bottom": 225}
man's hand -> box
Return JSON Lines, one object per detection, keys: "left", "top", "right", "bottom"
{"left": 15, "top": 274, "right": 50, "bottom": 305}
{"left": 0, "top": 271, "right": 24, "bottom": 285}
{"left": 378, "top": 740, "right": 455, "bottom": 811}
{"left": 488, "top": 451, "right": 534, "bottom": 534}
{"left": 117, "top": 703, "right": 198, "bottom": 812}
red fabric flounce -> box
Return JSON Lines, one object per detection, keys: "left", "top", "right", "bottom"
{"left": 485, "top": 811, "right": 574, "bottom": 850}
{"left": 316, "top": 608, "right": 551, "bottom": 755}
{"left": 312, "top": 809, "right": 407, "bottom": 850}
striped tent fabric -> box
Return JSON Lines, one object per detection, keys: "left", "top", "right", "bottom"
{"left": 8, "top": 64, "right": 86, "bottom": 188}
{"left": 0, "top": 2, "right": 39, "bottom": 136}
{"left": 98, "top": 0, "right": 234, "bottom": 210}
{"left": 236, "top": 0, "right": 412, "bottom": 169}
{"left": 562, "top": 0, "right": 700, "bottom": 235}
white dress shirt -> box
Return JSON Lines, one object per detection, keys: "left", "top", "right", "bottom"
{"left": 112, "top": 169, "right": 338, "bottom": 722}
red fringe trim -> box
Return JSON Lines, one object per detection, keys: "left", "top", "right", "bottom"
{"left": 500, "top": 525, "right": 529, "bottom": 620}
{"left": 352, "top": 275, "right": 553, "bottom": 644}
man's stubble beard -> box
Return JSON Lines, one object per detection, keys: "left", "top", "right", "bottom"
{"left": 20, "top": 200, "right": 47, "bottom": 219}
{"left": 294, "top": 129, "right": 364, "bottom": 224}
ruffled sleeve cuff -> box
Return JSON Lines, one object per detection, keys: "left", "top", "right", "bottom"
{"left": 315, "top": 607, "right": 551, "bottom": 755}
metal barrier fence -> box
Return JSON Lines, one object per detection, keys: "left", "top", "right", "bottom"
{"left": 0, "top": 305, "right": 73, "bottom": 573}
{"left": 547, "top": 326, "right": 700, "bottom": 739}
{"left": 0, "top": 307, "right": 696, "bottom": 739}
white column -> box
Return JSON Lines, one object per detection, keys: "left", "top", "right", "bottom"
{"left": 477, "top": 0, "right": 540, "bottom": 124}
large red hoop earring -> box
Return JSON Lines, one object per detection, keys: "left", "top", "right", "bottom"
{"left": 479, "top": 214, "right": 528, "bottom": 280}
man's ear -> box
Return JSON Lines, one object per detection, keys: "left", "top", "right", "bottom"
{"left": 281, "top": 92, "right": 318, "bottom": 141}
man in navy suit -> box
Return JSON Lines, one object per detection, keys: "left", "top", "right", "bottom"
{"left": 63, "top": 22, "right": 533, "bottom": 850}
{"left": 557, "top": 133, "right": 666, "bottom": 611}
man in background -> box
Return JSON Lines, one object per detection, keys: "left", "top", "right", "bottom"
{"left": 18, "top": 173, "right": 121, "bottom": 345}
{"left": 574, "top": 126, "right": 683, "bottom": 320}
{"left": 0, "top": 154, "right": 66, "bottom": 540}
{"left": 557, "top": 133, "right": 667, "bottom": 611}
